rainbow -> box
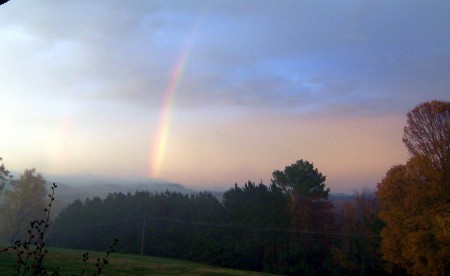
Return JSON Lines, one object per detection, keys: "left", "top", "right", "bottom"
{"left": 149, "top": 18, "right": 203, "bottom": 178}
{"left": 149, "top": 48, "right": 189, "bottom": 178}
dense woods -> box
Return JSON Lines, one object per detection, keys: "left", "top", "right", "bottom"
{"left": 47, "top": 163, "right": 381, "bottom": 275}
{"left": 1, "top": 100, "right": 449, "bottom": 275}
{"left": 46, "top": 182, "right": 338, "bottom": 274}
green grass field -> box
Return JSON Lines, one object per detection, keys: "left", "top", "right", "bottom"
{"left": 0, "top": 247, "right": 272, "bottom": 275}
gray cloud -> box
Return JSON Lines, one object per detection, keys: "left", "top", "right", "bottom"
{"left": 1, "top": 0, "right": 448, "bottom": 117}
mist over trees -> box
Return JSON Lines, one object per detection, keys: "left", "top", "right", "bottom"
{"left": 1, "top": 100, "right": 449, "bottom": 275}
{"left": 0, "top": 169, "right": 47, "bottom": 243}
{"left": 0, "top": 157, "right": 11, "bottom": 195}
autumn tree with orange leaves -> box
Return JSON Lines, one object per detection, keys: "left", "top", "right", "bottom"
{"left": 377, "top": 100, "right": 450, "bottom": 275}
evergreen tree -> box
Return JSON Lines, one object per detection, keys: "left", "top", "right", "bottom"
{"left": 271, "top": 159, "right": 335, "bottom": 275}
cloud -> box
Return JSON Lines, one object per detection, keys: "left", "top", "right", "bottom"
{"left": 2, "top": 0, "right": 448, "bottom": 116}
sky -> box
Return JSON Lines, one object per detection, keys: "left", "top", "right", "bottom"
{"left": 0, "top": 1, "right": 449, "bottom": 193}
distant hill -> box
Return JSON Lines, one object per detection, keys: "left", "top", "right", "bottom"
{"left": 62, "top": 182, "right": 196, "bottom": 199}
{"left": 46, "top": 181, "right": 197, "bottom": 216}
{"left": 329, "top": 193, "right": 354, "bottom": 214}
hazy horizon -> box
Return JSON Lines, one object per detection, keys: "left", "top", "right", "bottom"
{"left": 7, "top": 158, "right": 401, "bottom": 194}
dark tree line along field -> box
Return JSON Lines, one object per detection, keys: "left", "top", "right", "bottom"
{"left": 49, "top": 169, "right": 384, "bottom": 275}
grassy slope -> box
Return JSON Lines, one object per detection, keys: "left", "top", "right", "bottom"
{"left": 0, "top": 247, "right": 272, "bottom": 275}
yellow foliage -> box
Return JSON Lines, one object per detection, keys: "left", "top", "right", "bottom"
{"left": 377, "top": 100, "right": 450, "bottom": 275}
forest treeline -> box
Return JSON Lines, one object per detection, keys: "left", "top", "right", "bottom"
{"left": 48, "top": 172, "right": 384, "bottom": 275}
{"left": 1, "top": 100, "right": 449, "bottom": 275}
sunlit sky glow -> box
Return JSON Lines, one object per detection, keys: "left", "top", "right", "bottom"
{"left": 1, "top": 1, "right": 449, "bottom": 192}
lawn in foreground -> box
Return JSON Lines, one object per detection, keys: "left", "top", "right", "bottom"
{"left": 0, "top": 247, "right": 273, "bottom": 275}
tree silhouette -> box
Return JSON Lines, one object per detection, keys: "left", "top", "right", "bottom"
{"left": 271, "top": 160, "right": 335, "bottom": 274}
{"left": 403, "top": 100, "right": 450, "bottom": 171}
